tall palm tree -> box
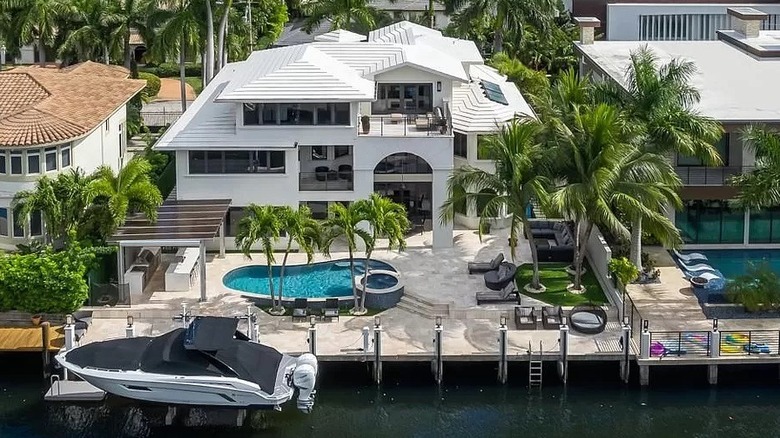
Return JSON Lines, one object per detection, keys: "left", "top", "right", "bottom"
{"left": 117, "top": 0, "right": 156, "bottom": 71}
{"left": 203, "top": 0, "right": 215, "bottom": 84}
{"left": 87, "top": 157, "right": 163, "bottom": 237}
{"left": 6, "top": 0, "right": 67, "bottom": 66}
{"left": 302, "top": 0, "right": 379, "bottom": 33}
{"left": 215, "top": 0, "right": 233, "bottom": 73}
{"left": 442, "top": 119, "right": 552, "bottom": 290}
{"left": 445, "top": 0, "right": 557, "bottom": 54}
{"left": 731, "top": 126, "right": 780, "bottom": 208}
{"left": 356, "top": 194, "right": 409, "bottom": 313}
{"left": 277, "top": 205, "right": 321, "bottom": 309}
{"left": 59, "top": 0, "right": 123, "bottom": 63}
{"left": 321, "top": 202, "right": 372, "bottom": 313}
{"left": 595, "top": 46, "right": 722, "bottom": 268}
{"left": 234, "top": 204, "right": 284, "bottom": 313}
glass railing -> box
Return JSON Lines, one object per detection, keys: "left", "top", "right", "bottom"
{"left": 357, "top": 115, "right": 450, "bottom": 137}
{"left": 299, "top": 171, "right": 354, "bottom": 191}
{"left": 675, "top": 166, "right": 752, "bottom": 185}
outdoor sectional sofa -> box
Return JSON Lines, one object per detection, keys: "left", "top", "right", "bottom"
{"left": 527, "top": 220, "right": 575, "bottom": 263}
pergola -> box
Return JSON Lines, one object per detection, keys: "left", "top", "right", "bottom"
{"left": 107, "top": 199, "right": 231, "bottom": 302}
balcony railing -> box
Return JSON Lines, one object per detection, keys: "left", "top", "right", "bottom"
{"left": 299, "top": 171, "right": 353, "bottom": 191}
{"left": 675, "top": 166, "right": 753, "bottom": 186}
{"left": 357, "top": 114, "right": 450, "bottom": 137}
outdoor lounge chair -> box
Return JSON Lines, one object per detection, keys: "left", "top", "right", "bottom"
{"left": 468, "top": 253, "right": 504, "bottom": 274}
{"left": 673, "top": 249, "right": 708, "bottom": 263}
{"left": 484, "top": 262, "right": 517, "bottom": 291}
{"left": 678, "top": 260, "right": 716, "bottom": 273}
{"left": 515, "top": 306, "right": 537, "bottom": 330}
{"left": 322, "top": 298, "right": 340, "bottom": 321}
{"left": 476, "top": 286, "right": 519, "bottom": 305}
{"left": 542, "top": 306, "right": 563, "bottom": 330}
{"left": 293, "top": 298, "right": 309, "bottom": 321}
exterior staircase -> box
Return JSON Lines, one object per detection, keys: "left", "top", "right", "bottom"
{"left": 396, "top": 293, "right": 450, "bottom": 319}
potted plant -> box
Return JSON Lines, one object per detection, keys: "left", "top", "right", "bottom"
{"left": 360, "top": 115, "right": 370, "bottom": 134}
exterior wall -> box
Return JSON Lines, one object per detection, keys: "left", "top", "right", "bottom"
{"left": 388, "top": 10, "right": 450, "bottom": 28}
{"left": 606, "top": 3, "right": 780, "bottom": 40}
{"left": 372, "top": 67, "right": 453, "bottom": 112}
{"left": 585, "top": 224, "right": 620, "bottom": 309}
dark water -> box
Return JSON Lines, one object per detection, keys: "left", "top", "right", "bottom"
{"left": 3, "top": 356, "right": 780, "bottom": 438}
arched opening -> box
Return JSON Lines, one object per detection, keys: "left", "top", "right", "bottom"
{"left": 133, "top": 45, "right": 147, "bottom": 64}
{"left": 374, "top": 153, "right": 433, "bottom": 232}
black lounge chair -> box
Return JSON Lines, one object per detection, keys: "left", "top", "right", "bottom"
{"left": 293, "top": 298, "right": 309, "bottom": 321}
{"left": 467, "top": 253, "right": 504, "bottom": 274}
{"left": 542, "top": 306, "right": 563, "bottom": 330}
{"left": 322, "top": 298, "right": 340, "bottom": 321}
{"left": 484, "top": 262, "right": 517, "bottom": 291}
{"left": 515, "top": 306, "right": 537, "bottom": 330}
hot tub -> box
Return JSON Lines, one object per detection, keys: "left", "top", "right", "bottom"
{"left": 355, "top": 270, "right": 404, "bottom": 309}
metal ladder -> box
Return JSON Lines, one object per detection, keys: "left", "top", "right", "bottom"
{"left": 528, "top": 341, "right": 543, "bottom": 388}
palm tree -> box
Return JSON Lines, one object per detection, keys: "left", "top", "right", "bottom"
{"left": 321, "top": 202, "right": 372, "bottom": 313}
{"left": 6, "top": 0, "right": 67, "bottom": 66}
{"left": 356, "top": 194, "right": 409, "bottom": 313}
{"left": 203, "top": 0, "right": 215, "bottom": 84}
{"left": 59, "top": 0, "right": 123, "bottom": 63}
{"left": 595, "top": 46, "right": 722, "bottom": 268}
{"left": 731, "top": 126, "right": 780, "bottom": 208}
{"left": 87, "top": 157, "right": 163, "bottom": 237}
{"left": 234, "top": 204, "right": 284, "bottom": 313}
{"left": 117, "top": 0, "right": 156, "bottom": 71}
{"left": 277, "top": 205, "right": 321, "bottom": 308}
{"left": 302, "top": 0, "right": 380, "bottom": 33}
{"left": 215, "top": 0, "right": 233, "bottom": 73}
{"left": 445, "top": 0, "right": 557, "bottom": 54}
{"left": 442, "top": 119, "right": 552, "bottom": 290}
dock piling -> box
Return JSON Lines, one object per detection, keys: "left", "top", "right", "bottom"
{"left": 64, "top": 314, "right": 75, "bottom": 351}
{"left": 558, "top": 317, "right": 569, "bottom": 384}
{"left": 640, "top": 320, "right": 650, "bottom": 359}
{"left": 373, "top": 316, "right": 382, "bottom": 384}
{"left": 433, "top": 316, "right": 443, "bottom": 385}
{"left": 308, "top": 316, "right": 317, "bottom": 355}
{"left": 165, "top": 406, "right": 178, "bottom": 426}
{"left": 498, "top": 315, "right": 508, "bottom": 384}
{"left": 620, "top": 318, "right": 631, "bottom": 384}
{"left": 707, "top": 364, "right": 718, "bottom": 385}
{"left": 362, "top": 326, "right": 370, "bottom": 360}
{"left": 126, "top": 315, "right": 136, "bottom": 338}
{"left": 709, "top": 320, "right": 720, "bottom": 358}
{"left": 41, "top": 321, "right": 51, "bottom": 379}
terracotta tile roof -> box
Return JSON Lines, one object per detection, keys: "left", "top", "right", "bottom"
{"left": 0, "top": 62, "right": 145, "bottom": 147}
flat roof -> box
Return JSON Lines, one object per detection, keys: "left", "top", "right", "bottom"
{"left": 107, "top": 199, "right": 230, "bottom": 243}
{"left": 576, "top": 39, "right": 780, "bottom": 123}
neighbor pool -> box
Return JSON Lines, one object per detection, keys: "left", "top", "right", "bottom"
{"left": 695, "top": 249, "right": 780, "bottom": 279}
{"left": 223, "top": 259, "right": 397, "bottom": 298}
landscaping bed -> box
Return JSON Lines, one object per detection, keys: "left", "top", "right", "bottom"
{"left": 515, "top": 262, "right": 607, "bottom": 306}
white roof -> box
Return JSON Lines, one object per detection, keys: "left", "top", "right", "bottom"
{"left": 370, "top": 0, "right": 445, "bottom": 11}
{"left": 451, "top": 65, "right": 536, "bottom": 133}
{"left": 576, "top": 38, "right": 780, "bottom": 123}
{"left": 314, "top": 29, "right": 367, "bottom": 43}
{"left": 368, "top": 21, "right": 482, "bottom": 68}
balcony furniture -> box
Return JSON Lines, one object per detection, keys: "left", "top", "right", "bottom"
{"left": 673, "top": 249, "right": 708, "bottom": 262}
{"left": 327, "top": 170, "right": 338, "bottom": 181}
{"left": 542, "top": 306, "right": 563, "bottom": 330}
{"left": 389, "top": 113, "right": 404, "bottom": 124}
{"left": 125, "top": 265, "right": 147, "bottom": 296}
{"left": 528, "top": 220, "right": 575, "bottom": 263}
{"left": 569, "top": 304, "right": 607, "bottom": 335}
{"left": 292, "top": 298, "right": 309, "bottom": 321}
{"left": 468, "top": 253, "right": 504, "bottom": 274}
{"left": 515, "top": 306, "right": 537, "bottom": 330}
{"left": 165, "top": 247, "right": 199, "bottom": 291}
{"left": 338, "top": 164, "right": 353, "bottom": 181}
{"left": 315, "top": 166, "right": 329, "bottom": 181}
{"left": 484, "top": 262, "right": 518, "bottom": 291}
{"left": 415, "top": 115, "right": 430, "bottom": 130}
{"left": 322, "top": 298, "right": 340, "bottom": 321}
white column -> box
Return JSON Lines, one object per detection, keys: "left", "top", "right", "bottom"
{"left": 117, "top": 245, "right": 125, "bottom": 285}
{"left": 744, "top": 207, "right": 751, "bottom": 246}
{"left": 432, "top": 169, "right": 453, "bottom": 248}
{"left": 219, "top": 223, "right": 226, "bottom": 258}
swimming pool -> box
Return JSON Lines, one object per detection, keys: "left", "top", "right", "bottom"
{"left": 695, "top": 249, "right": 780, "bottom": 279}
{"left": 223, "top": 259, "right": 398, "bottom": 299}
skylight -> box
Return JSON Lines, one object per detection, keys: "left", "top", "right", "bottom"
{"left": 480, "top": 80, "right": 508, "bottom": 105}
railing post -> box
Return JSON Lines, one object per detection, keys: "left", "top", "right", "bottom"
{"left": 380, "top": 117, "right": 384, "bottom": 136}
{"left": 126, "top": 315, "right": 136, "bottom": 338}
{"left": 710, "top": 321, "right": 720, "bottom": 358}
{"left": 433, "top": 316, "right": 443, "bottom": 385}
{"left": 620, "top": 317, "right": 630, "bottom": 383}
{"left": 640, "top": 320, "right": 651, "bottom": 359}
{"left": 559, "top": 316, "right": 569, "bottom": 384}
{"left": 498, "top": 315, "right": 508, "bottom": 384}
{"left": 373, "top": 316, "right": 382, "bottom": 384}
{"left": 748, "top": 331, "right": 753, "bottom": 356}
{"left": 308, "top": 315, "right": 317, "bottom": 355}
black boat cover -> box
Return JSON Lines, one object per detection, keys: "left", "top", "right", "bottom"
{"left": 184, "top": 316, "right": 239, "bottom": 351}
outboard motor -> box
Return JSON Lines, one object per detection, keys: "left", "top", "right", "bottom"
{"left": 293, "top": 353, "right": 318, "bottom": 413}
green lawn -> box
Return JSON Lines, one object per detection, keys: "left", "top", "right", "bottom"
{"left": 515, "top": 262, "right": 607, "bottom": 306}
{"left": 184, "top": 76, "right": 203, "bottom": 95}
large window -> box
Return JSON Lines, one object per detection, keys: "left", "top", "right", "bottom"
{"left": 30, "top": 211, "right": 42, "bottom": 236}
{"left": 454, "top": 132, "right": 468, "bottom": 159}
{"left": 374, "top": 153, "right": 432, "bottom": 174}
{"left": 749, "top": 207, "right": 780, "bottom": 244}
{"left": 243, "top": 103, "right": 350, "bottom": 125}
{"left": 675, "top": 200, "right": 744, "bottom": 244}
{"left": 45, "top": 147, "right": 57, "bottom": 172}
{"left": 61, "top": 146, "right": 71, "bottom": 168}
{"left": 10, "top": 151, "right": 22, "bottom": 175}
{"left": 373, "top": 83, "right": 433, "bottom": 114}
{"left": 189, "top": 150, "right": 286, "bottom": 174}
{"left": 27, "top": 150, "right": 40, "bottom": 174}
{"left": 0, "top": 208, "right": 7, "bottom": 236}
{"left": 0, "top": 151, "right": 5, "bottom": 174}
{"left": 677, "top": 134, "right": 729, "bottom": 166}
{"left": 12, "top": 211, "right": 24, "bottom": 237}
{"left": 301, "top": 201, "right": 329, "bottom": 219}
{"left": 476, "top": 135, "right": 492, "bottom": 160}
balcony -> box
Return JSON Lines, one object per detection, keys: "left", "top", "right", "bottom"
{"left": 675, "top": 166, "right": 751, "bottom": 186}
{"left": 357, "top": 114, "right": 450, "bottom": 137}
{"left": 299, "top": 169, "right": 354, "bottom": 191}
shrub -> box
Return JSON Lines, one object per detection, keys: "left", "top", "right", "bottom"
{"left": 138, "top": 72, "right": 161, "bottom": 100}
{"left": 140, "top": 63, "right": 202, "bottom": 78}
{"left": 489, "top": 53, "right": 550, "bottom": 101}
{"left": 0, "top": 242, "right": 96, "bottom": 314}
{"left": 726, "top": 262, "right": 780, "bottom": 312}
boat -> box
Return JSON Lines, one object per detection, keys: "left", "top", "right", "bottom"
{"left": 55, "top": 316, "right": 318, "bottom": 412}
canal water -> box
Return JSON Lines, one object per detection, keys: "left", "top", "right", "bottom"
{"left": 3, "top": 356, "right": 780, "bottom": 438}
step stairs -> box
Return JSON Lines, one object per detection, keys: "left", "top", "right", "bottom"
{"left": 396, "top": 293, "right": 449, "bottom": 319}
{"left": 528, "top": 341, "right": 543, "bottom": 388}
{"left": 530, "top": 199, "right": 546, "bottom": 219}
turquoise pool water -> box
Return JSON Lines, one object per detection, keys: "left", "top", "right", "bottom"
{"left": 695, "top": 250, "right": 780, "bottom": 279}
{"left": 223, "top": 259, "right": 397, "bottom": 298}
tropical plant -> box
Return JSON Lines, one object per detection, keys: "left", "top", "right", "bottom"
{"left": 234, "top": 204, "right": 284, "bottom": 313}
{"left": 321, "top": 202, "right": 372, "bottom": 313}
{"left": 608, "top": 256, "right": 639, "bottom": 317}
{"left": 731, "top": 126, "right": 780, "bottom": 209}
{"left": 356, "top": 194, "right": 409, "bottom": 312}
{"left": 489, "top": 53, "right": 550, "bottom": 106}
{"left": 87, "top": 157, "right": 163, "bottom": 238}
{"left": 442, "top": 119, "right": 552, "bottom": 290}
{"left": 444, "top": 0, "right": 557, "bottom": 54}
{"left": 277, "top": 206, "right": 321, "bottom": 309}
{"left": 302, "top": 0, "right": 382, "bottom": 33}
{"left": 595, "top": 46, "right": 722, "bottom": 269}
{"left": 57, "top": 0, "right": 123, "bottom": 63}
{"left": 5, "top": 0, "right": 68, "bottom": 66}
{"left": 726, "top": 262, "right": 780, "bottom": 312}
{"left": 116, "top": 0, "right": 156, "bottom": 70}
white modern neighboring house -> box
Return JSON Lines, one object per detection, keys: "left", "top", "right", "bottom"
{"left": 0, "top": 61, "right": 145, "bottom": 250}
{"left": 156, "top": 21, "right": 534, "bottom": 249}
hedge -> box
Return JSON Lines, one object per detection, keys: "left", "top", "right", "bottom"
{"left": 138, "top": 72, "right": 161, "bottom": 99}
{"left": 0, "top": 244, "right": 95, "bottom": 314}
{"left": 140, "top": 63, "right": 202, "bottom": 78}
